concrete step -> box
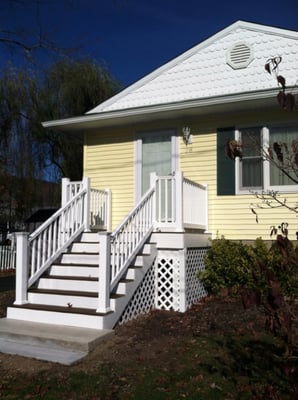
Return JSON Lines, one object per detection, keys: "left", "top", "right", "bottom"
{"left": 0, "top": 317, "right": 113, "bottom": 365}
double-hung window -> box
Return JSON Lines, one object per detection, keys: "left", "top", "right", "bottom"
{"left": 236, "top": 125, "right": 298, "bottom": 193}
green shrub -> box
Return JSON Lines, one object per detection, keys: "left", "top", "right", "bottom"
{"left": 198, "top": 237, "right": 253, "bottom": 295}
{"left": 198, "top": 234, "right": 298, "bottom": 356}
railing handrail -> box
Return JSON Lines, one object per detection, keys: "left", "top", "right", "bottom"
{"left": 111, "top": 186, "right": 155, "bottom": 240}
{"left": 28, "top": 187, "right": 88, "bottom": 288}
{"left": 183, "top": 176, "right": 207, "bottom": 191}
{"left": 109, "top": 186, "right": 155, "bottom": 291}
{"left": 29, "top": 188, "right": 88, "bottom": 243}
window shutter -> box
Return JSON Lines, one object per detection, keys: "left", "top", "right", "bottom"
{"left": 217, "top": 128, "right": 235, "bottom": 195}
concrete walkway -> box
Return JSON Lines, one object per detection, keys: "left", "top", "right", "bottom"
{"left": 0, "top": 318, "right": 114, "bottom": 365}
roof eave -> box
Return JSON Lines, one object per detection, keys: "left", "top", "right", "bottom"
{"left": 42, "top": 88, "right": 298, "bottom": 132}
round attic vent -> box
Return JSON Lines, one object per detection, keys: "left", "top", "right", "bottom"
{"left": 226, "top": 42, "right": 254, "bottom": 69}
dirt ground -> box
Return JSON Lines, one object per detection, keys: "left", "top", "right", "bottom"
{"left": 0, "top": 287, "right": 271, "bottom": 377}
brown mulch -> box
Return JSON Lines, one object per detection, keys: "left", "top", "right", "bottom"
{"left": 0, "top": 287, "right": 270, "bottom": 377}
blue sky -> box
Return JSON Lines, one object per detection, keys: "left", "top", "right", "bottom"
{"left": 0, "top": 0, "right": 297, "bottom": 87}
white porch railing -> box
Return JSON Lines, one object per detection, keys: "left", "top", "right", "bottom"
{"left": 14, "top": 177, "right": 111, "bottom": 305}
{"left": 151, "top": 171, "right": 208, "bottom": 231}
{"left": 183, "top": 177, "right": 208, "bottom": 230}
{"left": 62, "top": 178, "right": 111, "bottom": 231}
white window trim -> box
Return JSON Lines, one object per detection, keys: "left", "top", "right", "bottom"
{"left": 236, "top": 126, "right": 298, "bottom": 195}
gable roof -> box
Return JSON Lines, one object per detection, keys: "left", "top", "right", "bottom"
{"left": 87, "top": 20, "right": 298, "bottom": 114}
{"left": 43, "top": 20, "right": 298, "bottom": 131}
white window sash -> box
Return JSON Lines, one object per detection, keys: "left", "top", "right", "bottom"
{"left": 236, "top": 125, "right": 298, "bottom": 194}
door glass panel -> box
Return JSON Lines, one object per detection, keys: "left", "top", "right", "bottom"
{"left": 141, "top": 132, "right": 172, "bottom": 194}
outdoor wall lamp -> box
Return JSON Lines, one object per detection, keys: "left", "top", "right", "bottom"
{"left": 182, "top": 126, "right": 192, "bottom": 145}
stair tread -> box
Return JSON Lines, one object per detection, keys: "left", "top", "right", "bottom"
{"left": 62, "top": 253, "right": 99, "bottom": 256}
{"left": 29, "top": 288, "right": 98, "bottom": 297}
{"left": 11, "top": 303, "right": 111, "bottom": 316}
{"left": 43, "top": 276, "right": 98, "bottom": 282}
{"left": 29, "top": 288, "right": 125, "bottom": 300}
{"left": 52, "top": 263, "right": 98, "bottom": 267}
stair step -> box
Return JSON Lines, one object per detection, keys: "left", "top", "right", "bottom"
{"left": 70, "top": 242, "right": 99, "bottom": 253}
{"left": 60, "top": 253, "right": 99, "bottom": 264}
{"left": 28, "top": 287, "right": 125, "bottom": 309}
{"left": 37, "top": 276, "right": 98, "bottom": 292}
{"left": 29, "top": 288, "right": 98, "bottom": 297}
{"left": 12, "top": 303, "right": 108, "bottom": 316}
{"left": 28, "top": 289, "right": 98, "bottom": 309}
{"left": 6, "top": 306, "right": 109, "bottom": 329}
{"left": 49, "top": 265, "right": 98, "bottom": 278}
{"left": 79, "top": 232, "right": 100, "bottom": 243}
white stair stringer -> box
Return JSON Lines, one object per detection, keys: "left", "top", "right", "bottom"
{"left": 6, "top": 232, "right": 157, "bottom": 330}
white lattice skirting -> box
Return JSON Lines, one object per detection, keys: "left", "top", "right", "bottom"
{"left": 118, "top": 247, "right": 208, "bottom": 326}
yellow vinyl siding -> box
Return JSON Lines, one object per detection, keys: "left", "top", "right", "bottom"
{"left": 83, "top": 113, "right": 297, "bottom": 241}
{"left": 84, "top": 128, "right": 135, "bottom": 230}
{"left": 179, "top": 130, "right": 298, "bottom": 241}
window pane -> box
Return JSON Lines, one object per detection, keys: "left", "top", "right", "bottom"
{"left": 269, "top": 126, "right": 297, "bottom": 186}
{"left": 242, "top": 158, "right": 263, "bottom": 187}
{"left": 240, "top": 127, "right": 263, "bottom": 189}
{"left": 242, "top": 128, "right": 262, "bottom": 156}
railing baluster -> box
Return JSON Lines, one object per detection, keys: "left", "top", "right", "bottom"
{"left": 24, "top": 185, "right": 90, "bottom": 289}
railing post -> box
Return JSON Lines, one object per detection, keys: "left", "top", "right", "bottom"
{"left": 203, "top": 184, "right": 208, "bottom": 232}
{"left": 177, "top": 249, "right": 187, "bottom": 312}
{"left": 82, "top": 176, "right": 91, "bottom": 232}
{"left": 150, "top": 172, "right": 157, "bottom": 230}
{"left": 106, "top": 189, "right": 112, "bottom": 232}
{"left": 61, "top": 178, "right": 70, "bottom": 207}
{"left": 175, "top": 171, "right": 184, "bottom": 232}
{"left": 97, "top": 232, "right": 111, "bottom": 313}
{"left": 14, "top": 232, "right": 29, "bottom": 305}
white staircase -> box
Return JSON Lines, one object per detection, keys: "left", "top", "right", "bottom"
{"left": 7, "top": 232, "right": 157, "bottom": 330}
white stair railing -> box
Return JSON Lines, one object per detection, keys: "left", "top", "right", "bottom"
{"left": 14, "top": 180, "right": 90, "bottom": 305}
{"left": 97, "top": 186, "right": 155, "bottom": 313}
{"left": 110, "top": 186, "right": 155, "bottom": 290}
{"left": 90, "top": 188, "right": 111, "bottom": 231}
{"left": 62, "top": 177, "right": 111, "bottom": 231}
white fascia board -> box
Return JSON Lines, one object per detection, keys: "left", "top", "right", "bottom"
{"left": 42, "top": 87, "right": 297, "bottom": 131}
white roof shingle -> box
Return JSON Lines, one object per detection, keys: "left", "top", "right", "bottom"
{"left": 87, "top": 20, "right": 298, "bottom": 114}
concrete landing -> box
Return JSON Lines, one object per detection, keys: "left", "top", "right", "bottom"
{"left": 0, "top": 318, "right": 114, "bottom": 365}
